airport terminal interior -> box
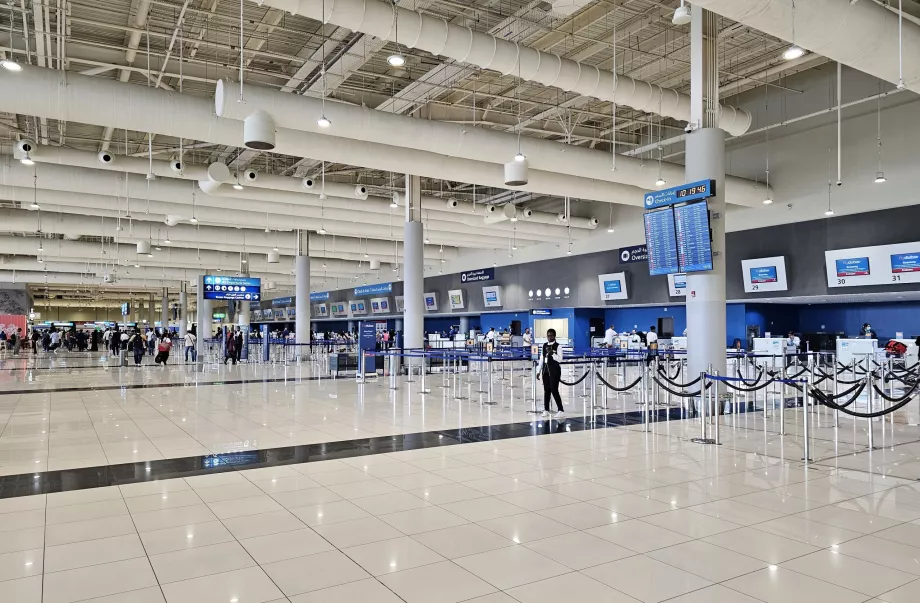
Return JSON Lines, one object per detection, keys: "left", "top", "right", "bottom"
{"left": 4, "top": 0, "right": 920, "bottom": 602}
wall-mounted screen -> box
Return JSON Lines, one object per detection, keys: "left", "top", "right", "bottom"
{"left": 826, "top": 242, "right": 920, "bottom": 287}
{"left": 891, "top": 253, "right": 920, "bottom": 273}
{"left": 273, "top": 309, "right": 284, "bottom": 320}
{"left": 643, "top": 207, "right": 679, "bottom": 276}
{"left": 674, "top": 201, "right": 713, "bottom": 273}
{"left": 350, "top": 300, "right": 367, "bottom": 315}
{"left": 286, "top": 307, "right": 296, "bottom": 318}
{"left": 742, "top": 256, "right": 788, "bottom": 293}
{"left": 370, "top": 297, "right": 389, "bottom": 314}
{"left": 314, "top": 303, "right": 328, "bottom": 317}
{"left": 835, "top": 257, "right": 870, "bottom": 277}
{"left": 667, "top": 273, "right": 687, "bottom": 297}
{"left": 597, "top": 272, "right": 629, "bottom": 301}
{"left": 424, "top": 293, "right": 438, "bottom": 311}
{"left": 448, "top": 290, "right": 464, "bottom": 310}
{"left": 395, "top": 296, "right": 405, "bottom": 312}
{"left": 331, "top": 303, "right": 348, "bottom": 317}
{"left": 482, "top": 286, "right": 503, "bottom": 308}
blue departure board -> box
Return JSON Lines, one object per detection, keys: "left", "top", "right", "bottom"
{"left": 674, "top": 201, "right": 713, "bottom": 273}
{"left": 643, "top": 207, "right": 679, "bottom": 276}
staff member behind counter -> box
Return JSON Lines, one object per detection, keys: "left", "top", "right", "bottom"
{"left": 537, "top": 328, "right": 565, "bottom": 420}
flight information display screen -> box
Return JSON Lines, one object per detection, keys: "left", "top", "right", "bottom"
{"left": 643, "top": 207, "right": 679, "bottom": 276}
{"left": 674, "top": 201, "right": 713, "bottom": 273}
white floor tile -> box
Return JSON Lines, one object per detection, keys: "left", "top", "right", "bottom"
{"left": 207, "top": 495, "right": 284, "bottom": 520}
{"left": 523, "top": 530, "right": 635, "bottom": 570}
{"left": 287, "top": 577, "right": 405, "bottom": 603}
{"left": 45, "top": 514, "right": 138, "bottom": 546}
{"left": 505, "top": 572, "right": 639, "bottom": 603}
{"left": 581, "top": 554, "right": 713, "bottom": 602}
{"left": 586, "top": 519, "right": 692, "bottom": 553}
{"left": 723, "top": 566, "right": 871, "bottom": 603}
{"left": 377, "top": 560, "right": 497, "bottom": 603}
{"left": 289, "top": 500, "right": 371, "bottom": 527}
{"left": 0, "top": 547, "right": 43, "bottom": 581}
{"left": 342, "top": 536, "right": 445, "bottom": 575}
{"left": 159, "top": 566, "right": 284, "bottom": 603}
{"left": 703, "top": 527, "right": 822, "bottom": 564}
{"left": 149, "top": 540, "right": 255, "bottom": 583}
{"left": 835, "top": 535, "right": 920, "bottom": 576}
{"left": 439, "top": 497, "right": 527, "bottom": 522}
{"left": 410, "top": 524, "right": 516, "bottom": 559}
{"left": 639, "top": 509, "right": 742, "bottom": 538}
{"left": 646, "top": 540, "right": 768, "bottom": 582}
{"left": 0, "top": 575, "right": 42, "bottom": 603}
{"left": 261, "top": 549, "right": 371, "bottom": 596}
{"left": 0, "top": 526, "right": 44, "bottom": 554}
{"left": 313, "top": 516, "right": 405, "bottom": 548}
{"left": 44, "top": 533, "right": 146, "bottom": 573}
{"left": 42, "top": 557, "right": 159, "bottom": 603}
{"left": 477, "top": 512, "right": 575, "bottom": 544}
{"left": 877, "top": 578, "right": 920, "bottom": 603}
{"left": 453, "top": 545, "right": 571, "bottom": 590}
{"left": 79, "top": 586, "right": 167, "bottom": 602}
{"left": 783, "top": 549, "right": 916, "bottom": 597}
{"left": 239, "top": 528, "right": 334, "bottom": 564}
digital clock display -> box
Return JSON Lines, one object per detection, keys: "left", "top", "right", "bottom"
{"left": 643, "top": 179, "right": 715, "bottom": 209}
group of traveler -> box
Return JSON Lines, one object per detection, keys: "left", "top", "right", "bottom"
{"left": 104, "top": 327, "right": 177, "bottom": 366}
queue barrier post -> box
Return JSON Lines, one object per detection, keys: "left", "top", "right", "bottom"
{"left": 867, "top": 359, "right": 876, "bottom": 450}
{"left": 802, "top": 374, "right": 813, "bottom": 463}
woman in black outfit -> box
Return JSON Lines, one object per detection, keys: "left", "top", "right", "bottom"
{"left": 537, "top": 328, "right": 565, "bottom": 419}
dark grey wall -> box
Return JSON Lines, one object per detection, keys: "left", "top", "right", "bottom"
{"left": 268, "top": 205, "right": 920, "bottom": 315}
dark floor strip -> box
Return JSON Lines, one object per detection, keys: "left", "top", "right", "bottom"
{"left": 0, "top": 374, "right": 328, "bottom": 396}
{"left": 0, "top": 407, "right": 697, "bottom": 499}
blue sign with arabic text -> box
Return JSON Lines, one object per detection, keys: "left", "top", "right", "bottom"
{"left": 310, "top": 292, "right": 329, "bottom": 301}
{"left": 460, "top": 268, "right": 494, "bottom": 283}
{"left": 354, "top": 283, "right": 392, "bottom": 296}
{"left": 203, "top": 275, "right": 261, "bottom": 301}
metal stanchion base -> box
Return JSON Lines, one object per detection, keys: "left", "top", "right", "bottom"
{"left": 690, "top": 438, "right": 720, "bottom": 445}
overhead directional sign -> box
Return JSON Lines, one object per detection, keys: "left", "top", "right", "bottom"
{"left": 203, "top": 275, "right": 262, "bottom": 301}
{"left": 460, "top": 268, "right": 494, "bottom": 283}
{"left": 354, "top": 283, "right": 392, "bottom": 296}
{"left": 643, "top": 179, "right": 715, "bottom": 210}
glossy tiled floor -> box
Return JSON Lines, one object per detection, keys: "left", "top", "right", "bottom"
{"left": 0, "top": 351, "right": 590, "bottom": 476}
{"left": 3, "top": 419, "right": 920, "bottom": 602}
{"left": 2, "top": 351, "right": 920, "bottom": 602}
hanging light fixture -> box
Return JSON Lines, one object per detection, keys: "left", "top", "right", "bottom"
{"left": 607, "top": 205, "right": 615, "bottom": 233}
{"left": 20, "top": 153, "right": 34, "bottom": 166}
{"left": 316, "top": 115, "right": 331, "bottom": 128}
{"left": 783, "top": 1, "right": 805, "bottom": 60}
{"left": 0, "top": 57, "right": 21, "bottom": 72}
{"left": 386, "top": 1, "right": 405, "bottom": 67}
{"left": 874, "top": 79, "right": 887, "bottom": 183}
{"left": 672, "top": 0, "right": 691, "bottom": 25}
{"left": 189, "top": 216, "right": 198, "bottom": 224}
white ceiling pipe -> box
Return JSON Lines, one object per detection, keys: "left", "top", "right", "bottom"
{"left": 0, "top": 236, "right": 375, "bottom": 276}
{"left": 100, "top": 0, "right": 152, "bottom": 152}
{"left": 2, "top": 161, "right": 573, "bottom": 240}
{"left": 0, "top": 208, "right": 459, "bottom": 260}
{"left": 0, "top": 187, "right": 551, "bottom": 248}
{"left": 692, "top": 0, "right": 920, "bottom": 93}
{"left": 252, "top": 0, "right": 752, "bottom": 136}
{"left": 215, "top": 79, "right": 754, "bottom": 203}
{"left": 28, "top": 146, "right": 369, "bottom": 199}
{"left": 0, "top": 271, "right": 183, "bottom": 287}
{"left": 0, "top": 67, "right": 763, "bottom": 206}
{"left": 23, "top": 146, "right": 591, "bottom": 228}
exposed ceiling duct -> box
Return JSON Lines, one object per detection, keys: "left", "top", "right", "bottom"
{"left": 251, "top": 0, "right": 752, "bottom": 135}
{"left": 0, "top": 67, "right": 767, "bottom": 206}
{"left": 0, "top": 161, "right": 584, "bottom": 241}
{"left": 691, "top": 0, "right": 920, "bottom": 93}
{"left": 0, "top": 185, "right": 553, "bottom": 248}
{"left": 0, "top": 209, "right": 457, "bottom": 263}
{"left": 217, "top": 80, "right": 757, "bottom": 202}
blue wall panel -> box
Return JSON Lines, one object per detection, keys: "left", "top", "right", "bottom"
{"left": 797, "top": 302, "right": 920, "bottom": 340}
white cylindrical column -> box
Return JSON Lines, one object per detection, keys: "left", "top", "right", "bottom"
{"left": 295, "top": 230, "right": 311, "bottom": 346}
{"left": 686, "top": 9, "right": 727, "bottom": 379}
{"left": 404, "top": 175, "right": 424, "bottom": 355}
{"left": 148, "top": 295, "right": 156, "bottom": 327}
{"left": 459, "top": 316, "right": 470, "bottom": 338}
{"left": 161, "top": 288, "right": 169, "bottom": 331}
{"left": 179, "top": 282, "right": 188, "bottom": 338}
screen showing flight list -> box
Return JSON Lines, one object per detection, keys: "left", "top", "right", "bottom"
{"left": 643, "top": 207, "right": 679, "bottom": 276}
{"left": 674, "top": 201, "right": 714, "bottom": 273}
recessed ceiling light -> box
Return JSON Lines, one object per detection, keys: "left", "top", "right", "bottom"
{"left": 387, "top": 54, "right": 406, "bottom": 67}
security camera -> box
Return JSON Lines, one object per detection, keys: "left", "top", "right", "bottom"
{"left": 354, "top": 185, "right": 368, "bottom": 199}
{"left": 684, "top": 123, "right": 695, "bottom": 134}
{"left": 485, "top": 205, "right": 497, "bottom": 214}
{"left": 836, "top": 180, "right": 843, "bottom": 187}
{"left": 97, "top": 151, "right": 114, "bottom": 165}
{"left": 445, "top": 198, "right": 459, "bottom": 208}
{"left": 302, "top": 178, "right": 315, "bottom": 190}
{"left": 16, "top": 138, "right": 36, "bottom": 154}
{"left": 243, "top": 169, "right": 258, "bottom": 182}
{"left": 521, "top": 208, "right": 533, "bottom": 219}
{"left": 169, "top": 158, "right": 183, "bottom": 174}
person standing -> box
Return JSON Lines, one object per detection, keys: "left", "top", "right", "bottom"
{"left": 224, "top": 331, "right": 237, "bottom": 365}
{"left": 604, "top": 324, "right": 617, "bottom": 348}
{"left": 646, "top": 326, "right": 658, "bottom": 366}
{"left": 233, "top": 328, "right": 244, "bottom": 363}
{"left": 184, "top": 327, "right": 197, "bottom": 362}
{"left": 129, "top": 329, "right": 145, "bottom": 365}
{"left": 537, "top": 328, "right": 565, "bottom": 419}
